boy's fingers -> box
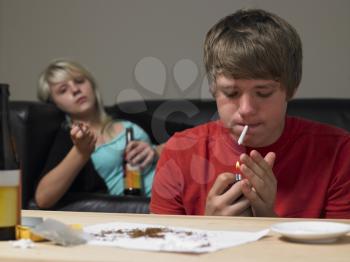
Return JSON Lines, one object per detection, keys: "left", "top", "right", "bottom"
{"left": 221, "top": 181, "right": 246, "bottom": 206}
{"left": 264, "top": 152, "right": 276, "bottom": 167}
{"left": 241, "top": 179, "right": 261, "bottom": 205}
{"left": 208, "top": 173, "right": 236, "bottom": 196}
{"left": 249, "top": 150, "right": 275, "bottom": 172}
{"left": 241, "top": 150, "right": 276, "bottom": 188}
{"left": 226, "top": 196, "right": 250, "bottom": 215}
{"left": 240, "top": 153, "right": 264, "bottom": 179}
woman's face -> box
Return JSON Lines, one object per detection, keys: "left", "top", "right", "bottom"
{"left": 49, "top": 74, "right": 97, "bottom": 119}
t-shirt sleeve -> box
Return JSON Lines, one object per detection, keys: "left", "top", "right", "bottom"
{"left": 36, "top": 126, "right": 107, "bottom": 195}
{"left": 150, "top": 136, "right": 186, "bottom": 215}
{"left": 36, "top": 127, "right": 73, "bottom": 185}
{"left": 324, "top": 138, "right": 350, "bottom": 218}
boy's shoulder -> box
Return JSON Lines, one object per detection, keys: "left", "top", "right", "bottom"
{"left": 174, "top": 120, "right": 221, "bottom": 138}
{"left": 287, "top": 116, "right": 350, "bottom": 140}
{"left": 165, "top": 121, "right": 222, "bottom": 150}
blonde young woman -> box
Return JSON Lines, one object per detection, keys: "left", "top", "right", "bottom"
{"left": 35, "top": 59, "right": 161, "bottom": 209}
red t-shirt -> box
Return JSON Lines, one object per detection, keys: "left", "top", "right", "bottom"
{"left": 150, "top": 117, "right": 350, "bottom": 218}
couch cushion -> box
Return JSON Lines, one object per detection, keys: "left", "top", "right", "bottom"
{"left": 10, "top": 101, "right": 64, "bottom": 209}
{"left": 287, "top": 99, "right": 350, "bottom": 131}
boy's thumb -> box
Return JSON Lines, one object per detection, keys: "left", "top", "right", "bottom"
{"left": 265, "top": 152, "right": 276, "bottom": 167}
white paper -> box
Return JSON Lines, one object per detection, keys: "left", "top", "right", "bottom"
{"left": 84, "top": 222, "right": 269, "bottom": 253}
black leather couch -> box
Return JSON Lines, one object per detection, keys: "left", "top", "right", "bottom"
{"left": 9, "top": 98, "right": 350, "bottom": 213}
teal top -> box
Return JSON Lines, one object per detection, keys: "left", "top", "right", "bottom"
{"left": 91, "top": 121, "right": 156, "bottom": 196}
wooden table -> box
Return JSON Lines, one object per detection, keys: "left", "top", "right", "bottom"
{"left": 0, "top": 210, "right": 349, "bottom": 262}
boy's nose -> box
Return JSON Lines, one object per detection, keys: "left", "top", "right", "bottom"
{"left": 238, "top": 94, "right": 257, "bottom": 117}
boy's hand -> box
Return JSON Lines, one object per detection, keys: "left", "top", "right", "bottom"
{"left": 70, "top": 123, "right": 97, "bottom": 157}
{"left": 205, "top": 172, "right": 252, "bottom": 216}
{"left": 240, "top": 150, "right": 277, "bottom": 217}
{"left": 126, "top": 141, "right": 156, "bottom": 169}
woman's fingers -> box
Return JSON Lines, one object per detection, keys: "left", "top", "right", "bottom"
{"left": 126, "top": 141, "right": 156, "bottom": 167}
{"left": 126, "top": 141, "right": 143, "bottom": 160}
{"left": 138, "top": 153, "right": 154, "bottom": 169}
{"left": 70, "top": 122, "right": 96, "bottom": 154}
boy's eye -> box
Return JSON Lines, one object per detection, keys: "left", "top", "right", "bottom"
{"left": 223, "top": 91, "right": 238, "bottom": 98}
{"left": 257, "top": 91, "right": 273, "bottom": 98}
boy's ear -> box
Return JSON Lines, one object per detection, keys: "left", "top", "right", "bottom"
{"left": 287, "top": 87, "right": 298, "bottom": 101}
{"left": 291, "top": 88, "right": 298, "bottom": 100}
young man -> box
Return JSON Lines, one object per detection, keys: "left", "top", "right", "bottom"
{"left": 150, "top": 9, "right": 350, "bottom": 218}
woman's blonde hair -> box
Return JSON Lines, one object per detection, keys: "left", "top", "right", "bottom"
{"left": 204, "top": 9, "right": 302, "bottom": 99}
{"left": 38, "top": 59, "right": 111, "bottom": 129}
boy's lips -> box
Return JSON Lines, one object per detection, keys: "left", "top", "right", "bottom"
{"left": 237, "top": 123, "right": 261, "bottom": 129}
{"left": 235, "top": 123, "right": 262, "bottom": 134}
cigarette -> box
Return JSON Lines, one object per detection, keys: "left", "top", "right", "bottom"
{"left": 238, "top": 125, "right": 248, "bottom": 145}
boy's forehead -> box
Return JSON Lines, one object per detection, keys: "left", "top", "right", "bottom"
{"left": 215, "top": 75, "right": 280, "bottom": 88}
{"left": 215, "top": 75, "right": 236, "bottom": 86}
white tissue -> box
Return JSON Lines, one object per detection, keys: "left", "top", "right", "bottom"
{"left": 11, "top": 239, "right": 35, "bottom": 249}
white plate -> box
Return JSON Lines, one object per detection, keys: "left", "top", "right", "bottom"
{"left": 271, "top": 221, "right": 350, "bottom": 243}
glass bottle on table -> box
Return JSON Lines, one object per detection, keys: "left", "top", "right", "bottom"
{"left": 123, "top": 127, "right": 142, "bottom": 196}
{"left": 0, "top": 84, "right": 20, "bottom": 240}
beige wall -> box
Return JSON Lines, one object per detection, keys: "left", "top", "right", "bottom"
{"left": 0, "top": 0, "right": 349, "bottom": 105}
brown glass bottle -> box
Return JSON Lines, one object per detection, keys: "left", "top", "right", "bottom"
{"left": 0, "top": 84, "right": 20, "bottom": 240}
{"left": 0, "top": 84, "right": 18, "bottom": 170}
{"left": 123, "top": 127, "right": 141, "bottom": 196}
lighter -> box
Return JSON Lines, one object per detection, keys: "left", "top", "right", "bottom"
{"left": 234, "top": 161, "right": 242, "bottom": 182}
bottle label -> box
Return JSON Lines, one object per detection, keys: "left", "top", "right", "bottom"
{"left": 124, "top": 164, "right": 141, "bottom": 190}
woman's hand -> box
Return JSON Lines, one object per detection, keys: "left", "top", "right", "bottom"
{"left": 240, "top": 150, "right": 277, "bottom": 217}
{"left": 70, "top": 123, "right": 97, "bottom": 157}
{"left": 205, "top": 172, "right": 252, "bottom": 216}
{"left": 125, "top": 141, "right": 157, "bottom": 169}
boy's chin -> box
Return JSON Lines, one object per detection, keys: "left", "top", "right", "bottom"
{"left": 244, "top": 138, "right": 275, "bottom": 148}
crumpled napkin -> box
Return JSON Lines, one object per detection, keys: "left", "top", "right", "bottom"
{"left": 31, "top": 218, "right": 87, "bottom": 246}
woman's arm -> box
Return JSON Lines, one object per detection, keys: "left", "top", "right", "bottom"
{"left": 35, "top": 147, "right": 90, "bottom": 208}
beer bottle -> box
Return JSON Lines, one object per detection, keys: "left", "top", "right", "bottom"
{"left": 0, "top": 84, "right": 20, "bottom": 240}
{"left": 123, "top": 127, "right": 141, "bottom": 196}
{"left": 0, "top": 84, "right": 18, "bottom": 170}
